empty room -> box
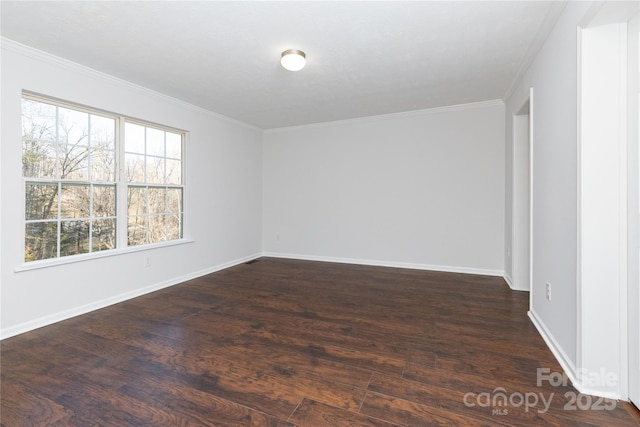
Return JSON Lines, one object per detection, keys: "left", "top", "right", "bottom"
{"left": 1, "top": 1, "right": 639, "bottom": 425}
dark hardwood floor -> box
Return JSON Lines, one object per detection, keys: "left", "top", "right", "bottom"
{"left": 2, "top": 258, "right": 639, "bottom": 426}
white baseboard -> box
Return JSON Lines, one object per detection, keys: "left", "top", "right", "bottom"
{"left": 528, "top": 308, "right": 579, "bottom": 386}
{"left": 528, "top": 309, "right": 621, "bottom": 400}
{"left": 574, "top": 382, "right": 621, "bottom": 400}
{"left": 0, "top": 253, "right": 261, "bottom": 340}
{"left": 503, "top": 273, "right": 514, "bottom": 288}
{"left": 262, "top": 251, "right": 504, "bottom": 277}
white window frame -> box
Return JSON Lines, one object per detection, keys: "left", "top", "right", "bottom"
{"left": 18, "top": 92, "right": 189, "bottom": 271}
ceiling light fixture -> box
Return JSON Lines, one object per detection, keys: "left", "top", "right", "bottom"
{"left": 280, "top": 49, "right": 306, "bottom": 71}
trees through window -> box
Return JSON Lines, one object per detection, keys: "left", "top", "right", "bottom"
{"left": 22, "top": 94, "right": 184, "bottom": 262}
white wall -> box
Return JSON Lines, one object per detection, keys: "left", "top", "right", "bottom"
{"left": 1, "top": 39, "right": 263, "bottom": 338}
{"left": 505, "top": 0, "right": 589, "bottom": 375}
{"left": 627, "top": 9, "right": 640, "bottom": 407}
{"left": 580, "top": 19, "right": 631, "bottom": 399}
{"left": 504, "top": 1, "right": 631, "bottom": 397}
{"left": 511, "top": 107, "right": 531, "bottom": 292}
{"left": 263, "top": 102, "right": 505, "bottom": 275}
{"left": 504, "top": 116, "right": 514, "bottom": 283}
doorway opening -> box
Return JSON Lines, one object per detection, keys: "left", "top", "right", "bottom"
{"left": 511, "top": 90, "right": 532, "bottom": 293}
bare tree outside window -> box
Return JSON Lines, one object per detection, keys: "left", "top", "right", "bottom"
{"left": 23, "top": 97, "right": 117, "bottom": 262}
{"left": 125, "top": 122, "right": 183, "bottom": 247}
{"left": 22, "top": 95, "right": 184, "bottom": 263}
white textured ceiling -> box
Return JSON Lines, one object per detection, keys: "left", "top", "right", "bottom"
{"left": 1, "top": 1, "right": 565, "bottom": 129}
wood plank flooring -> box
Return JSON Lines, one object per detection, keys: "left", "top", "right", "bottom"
{"left": 2, "top": 257, "right": 639, "bottom": 426}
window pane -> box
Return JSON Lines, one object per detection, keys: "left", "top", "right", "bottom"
{"left": 127, "top": 216, "right": 147, "bottom": 246}
{"left": 23, "top": 140, "right": 57, "bottom": 179}
{"left": 92, "top": 218, "right": 116, "bottom": 251}
{"left": 25, "top": 183, "right": 58, "bottom": 220}
{"left": 166, "top": 132, "right": 181, "bottom": 159}
{"left": 166, "top": 159, "right": 181, "bottom": 185}
{"left": 90, "top": 148, "right": 115, "bottom": 182}
{"left": 148, "top": 187, "right": 166, "bottom": 214}
{"left": 90, "top": 115, "right": 115, "bottom": 150}
{"left": 93, "top": 185, "right": 116, "bottom": 217}
{"left": 60, "top": 220, "right": 89, "bottom": 256}
{"left": 59, "top": 108, "right": 89, "bottom": 147}
{"left": 148, "top": 214, "right": 166, "bottom": 243}
{"left": 146, "top": 156, "right": 164, "bottom": 184}
{"left": 61, "top": 184, "right": 90, "bottom": 219}
{"left": 127, "top": 187, "right": 147, "bottom": 216}
{"left": 59, "top": 145, "right": 88, "bottom": 180}
{"left": 125, "top": 153, "right": 145, "bottom": 182}
{"left": 125, "top": 122, "right": 145, "bottom": 154}
{"left": 22, "top": 99, "right": 57, "bottom": 143}
{"left": 168, "top": 213, "right": 182, "bottom": 240}
{"left": 25, "top": 222, "right": 58, "bottom": 262}
{"left": 146, "top": 128, "right": 164, "bottom": 157}
{"left": 23, "top": 96, "right": 185, "bottom": 260}
{"left": 167, "top": 188, "right": 182, "bottom": 213}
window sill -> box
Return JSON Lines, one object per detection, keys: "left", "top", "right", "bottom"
{"left": 14, "top": 239, "right": 195, "bottom": 273}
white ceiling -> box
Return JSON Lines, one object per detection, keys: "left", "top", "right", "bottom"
{"left": 1, "top": 1, "right": 565, "bottom": 129}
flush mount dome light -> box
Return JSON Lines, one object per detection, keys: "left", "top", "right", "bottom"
{"left": 281, "top": 49, "right": 306, "bottom": 71}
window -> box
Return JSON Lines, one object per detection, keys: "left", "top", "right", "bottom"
{"left": 22, "top": 94, "right": 184, "bottom": 263}
{"left": 125, "top": 122, "right": 183, "bottom": 246}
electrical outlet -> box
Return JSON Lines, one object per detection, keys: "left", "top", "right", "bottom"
{"left": 546, "top": 282, "right": 551, "bottom": 301}
{"left": 145, "top": 257, "right": 151, "bottom": 268}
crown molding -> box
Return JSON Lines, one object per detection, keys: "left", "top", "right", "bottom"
{"left": 1, "top": 37, "right": 262, "bottom": 132}
{"left": 264, "top": 99, "right": 505, "bottom": 134}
